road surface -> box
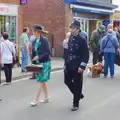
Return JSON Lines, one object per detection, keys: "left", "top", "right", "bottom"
{"left": 0, "top": 68, "right": 120, "bottom": 120}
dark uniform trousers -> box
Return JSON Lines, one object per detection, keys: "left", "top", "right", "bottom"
{"left": 64, "top": 68, "right": 83, "bottom": 106}
{"left": 93, "top": 51, "right": 102, "bottom": 65}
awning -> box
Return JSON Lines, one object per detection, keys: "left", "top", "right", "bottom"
{"left": 71, "top": 4, "right": 114, "bottom": 15}
{"left": 64, "top": 0, "right": 118, "bottom": 10}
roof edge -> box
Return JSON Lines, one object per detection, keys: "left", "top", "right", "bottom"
{"left": 70, "top": 0, "right": 118, "bottom": 9}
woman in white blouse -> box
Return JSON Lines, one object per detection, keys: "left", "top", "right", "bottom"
{"left": 0, "top": 32, "right": 16, "bottom": 85}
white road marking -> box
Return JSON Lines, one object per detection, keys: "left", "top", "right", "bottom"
{"left": 0, "top": 70, "right": 63, "bottom": 85}
{"left": 0, "top": 62, "right": 93, "bottom": 85}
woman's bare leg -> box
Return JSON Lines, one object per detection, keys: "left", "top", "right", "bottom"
{"left": 43, "top": 82, "right": 49, "bottom": 98}
{"left": 31, "top": 82, "right": 43, "bottom": 104}
{"left": 42, "top": 82, "right": 50, "bottom": 102}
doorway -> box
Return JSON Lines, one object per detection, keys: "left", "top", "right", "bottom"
{"left": 74, "top": 18, "right": 89, "bottom": 33}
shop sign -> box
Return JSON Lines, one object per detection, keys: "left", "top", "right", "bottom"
{"left": 64, "top": 0, "right": 75, "bottom": 4}
{"left": 20, "top": 0, "right": 27, "bottom": 5}
{"left": 0, "top": 5, "right": 18, "bottom": 16}
{"left": 64, "top": 0, "right": 97, "bottom": 4}
{"left": 74, "top": 12, "right": 99, "bottom": 19}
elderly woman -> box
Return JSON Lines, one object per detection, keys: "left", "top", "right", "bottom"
{"left": 63, "top": 32, "right": 71, "bottom": 64}
{"left": 30, "top": 25, "right": 51, "bottom": 106}
{"left": 0, "top": 32, "right": 16, "bottom": 85}
{"left": 101, "top": 29, "right": 119, "bottom": 78}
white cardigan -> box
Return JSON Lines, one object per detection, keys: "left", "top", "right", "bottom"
{"left": 0, "top": 40, "right": 16, "bottom": 64}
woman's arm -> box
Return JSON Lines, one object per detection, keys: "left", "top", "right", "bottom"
{"left": 38, "top": 39, "right": 51, "bottom": 62}
{"left": 0, "top": 45, "right": 2, "bottom": 64}
{"left": 12, "top": 44, "right": 16, "bottom": 57}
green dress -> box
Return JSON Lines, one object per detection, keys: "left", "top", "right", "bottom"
{"left": 35, "top": 40, "right": 51, "bottom": 82}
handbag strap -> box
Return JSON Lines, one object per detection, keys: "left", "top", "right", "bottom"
{"left": 103, "top": 37, "right": 110, "bottom": 49}
{"left": 109, "top": 38, "right": 117, "bottom": 49}
{"left": 4, "top": 41, "right": 13, "bottom": 55}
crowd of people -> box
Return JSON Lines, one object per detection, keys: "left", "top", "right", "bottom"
{"left": 89, "top": 24, "right": 120, "bottom": 78}
{"left": 0, "top": 20, "right": 120, "bottom": 112}
{"left": 62, "top": 21, "right": 120, "bottom": 110}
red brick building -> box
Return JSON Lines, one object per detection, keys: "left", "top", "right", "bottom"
{"left": 23, "top": 0, "right": 65, "bottom": 56}
{"left": 23, "top": 0, "right": 117, "bottom": 56}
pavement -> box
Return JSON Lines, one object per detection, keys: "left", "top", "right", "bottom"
{"left": 0, "top": 65, "right": 120, "bottom": 120}
{"left": 0, "top": 53, "right": 93, "bottom": 83}
{"left": 0, "top": 57, "right": 64, "bottom": 82}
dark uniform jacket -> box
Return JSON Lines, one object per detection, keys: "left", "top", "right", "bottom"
{"left": 65, "top": 35, "right": 89, "bottom": 71}
{"left": 32, "top": 35, "right": 51, "bottom": 64}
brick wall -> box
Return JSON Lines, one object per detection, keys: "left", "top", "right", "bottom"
{"left": 23, "top": 0, "right": 66, "bottom": 56}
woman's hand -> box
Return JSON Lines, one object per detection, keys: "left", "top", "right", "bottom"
{"left": 0, "top": 63, "right": 4, "bottom": 68}
{"left": 13, "top": 56, "right": 16, "bottom": 61}
{"left": 32, "top": 56, "right": 39, "bottom": 61}
{"left": 117, "top": 48, "right": 120, "bottom": 53}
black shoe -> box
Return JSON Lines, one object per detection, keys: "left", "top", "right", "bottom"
{"left": 81, "top": 94, "right": 84, "bottom": 99}
{"left": 71, "top": 105, "right": 79, "bottom": 111}
{"left": 29, "top": 77, "right": 37, "bottom": 80}
{"left": 21, "top": 69, "right": 27, "bottom": 73}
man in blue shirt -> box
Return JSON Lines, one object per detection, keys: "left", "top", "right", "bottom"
{"left": 80, "top": 30, "right": 88, "bottom": 43}
{"left": 20, "top": 27, "right": 29, "bottom": 72}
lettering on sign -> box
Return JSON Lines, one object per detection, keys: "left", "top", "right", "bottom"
{"left": 0, "top": 7, "right": 9, "bottom": 13}
{"left": 0, "top": 5, "right": 17, "bottom": 16}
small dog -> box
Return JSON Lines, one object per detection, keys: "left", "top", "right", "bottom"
{"left": 87, "top": 63, "right": 104, "bottom": 78}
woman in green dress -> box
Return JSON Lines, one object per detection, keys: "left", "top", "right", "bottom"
{"left": 30, "top": 25, "right": 51, "bottom": 106}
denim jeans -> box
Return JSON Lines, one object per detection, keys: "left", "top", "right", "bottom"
{"left": 21, "top": 47, "right": 28, "bottom": 71}
{"left": 104, "top": 53, "right": 115, "bottom": 77}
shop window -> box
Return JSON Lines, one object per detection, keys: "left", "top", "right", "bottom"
{"left": 0, "top": 16, "right": 16, "bottom": 42}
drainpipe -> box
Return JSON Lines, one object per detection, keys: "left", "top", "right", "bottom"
{"left": 51, "top": 34, "right": 55, "bottom": 57}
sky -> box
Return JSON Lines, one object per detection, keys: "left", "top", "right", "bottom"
{"left": 112, "top": 0, "right": 120, "bottom": 10}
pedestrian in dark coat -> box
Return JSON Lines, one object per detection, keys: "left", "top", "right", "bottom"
{"left": 64, "top": 20, "right": 89, "bottom": 111}
{"left": 89, "top": 25, "right": 106, "bottom": 65}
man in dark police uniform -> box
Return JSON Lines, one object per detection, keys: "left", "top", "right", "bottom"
{"left": 64, "top": 20, "right": 89, "bottom": 111}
